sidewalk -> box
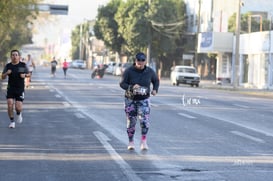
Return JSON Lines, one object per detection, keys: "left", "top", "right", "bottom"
{"left": 159, "top": 77, "right": 273, "bottom": 98}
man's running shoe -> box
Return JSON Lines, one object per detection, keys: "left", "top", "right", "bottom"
{"left": 140, "top": 140, "right": 149, "bottom": 150}
{"left": 16, "top": 113, "right": 23, "bottom": 124}
{"left": 9, "top": 122, "right": 15, "bottom": 129}
{"left": 127, "top": 141, "right": 135, "bottom": 150}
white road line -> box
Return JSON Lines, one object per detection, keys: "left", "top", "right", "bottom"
{"left": 55, "top": 94, "right": 61, "bottom": 98}
{"left": 233, "top": 104, "right": 249, "bottom": 108}
{"left": 231, "top": 131, "right": 265, "bottom": 143}
{"left": 94, "top": 131, "right": 142, "bottom": 181}
{"left": 74, "top": 112, "right": 85, "bottom": 119}
{"left": 178, "top": 113, "right": 196, "bottom": 119}
{"left": 62, "top": 102, "right": 70, "bottom": 107}
{"left": 150, "top": 103, "right": 158, "bottom": 107}
{"left": 69, "top": 74, "right": 78, "bottom": 79}
{"left": 50, "top": 85, "right": 185, "bottom": 180}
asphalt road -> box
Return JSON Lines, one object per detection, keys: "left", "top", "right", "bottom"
{"left": 1, "top": 66, "right": 273, "bottom": 181}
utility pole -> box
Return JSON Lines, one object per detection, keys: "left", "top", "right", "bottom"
{"left": 194, "top": 0, "right": 201, "bottom": 68}
{"left": 79, "top": 23, "right": 83, "bottom": 59}
{"left": 268, "top": 15, "right": 272, "bottom": 88}
{"left": 233, "top": 0, "right": 242, "bottom": 88}
{"left": 146, "top": 0, "right": 151, "bottom": 65}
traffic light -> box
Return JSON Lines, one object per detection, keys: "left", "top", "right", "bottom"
{"left": 49, "top": 5, "right": 68, "bottom": 15}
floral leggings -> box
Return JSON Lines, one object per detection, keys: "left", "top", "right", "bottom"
{"left": 124, "top": 98, "right": 150, "bottom": 142}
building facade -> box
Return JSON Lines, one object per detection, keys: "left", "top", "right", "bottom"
{"left": 185, "top": 0, "right": 273, "bottom": 89}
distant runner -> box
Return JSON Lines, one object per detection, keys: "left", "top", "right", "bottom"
{"left": 24, "top": 54, "right": 35, "bottom": 87}
{"left": 51, "top": 57, "right": 58, "bottom": 77}
{"left": 62, "top": 59, "right": 69, "bottom": 78}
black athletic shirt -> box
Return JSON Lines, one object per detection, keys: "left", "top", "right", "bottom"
{"left": 2, "top": 62, "right": 28, "bottom": 90}
{"left": 120, "top": 64, "right": 160, "bottom": 100}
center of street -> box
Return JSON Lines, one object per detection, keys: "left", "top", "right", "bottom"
{"left": 1, "top": 66, "right": 273, "bottom": 181}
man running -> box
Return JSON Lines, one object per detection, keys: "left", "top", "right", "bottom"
{"left": 2, "top": 49, "right": 29, "bottom": 128}
{"left": 51, "top": 57, "right": 58, "bottom": 77}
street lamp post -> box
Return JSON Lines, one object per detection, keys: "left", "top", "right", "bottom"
{"left": 268, "top": 15, "right": 272, "bottom": 88}
{"left": 233, "top": 0, "right": 242, "bottom": 88}
{"left": 194, "top": 0, "right": 201, "bottom": 68}
{"left": 147, "top": 0, "right": 151, "bottom": 66}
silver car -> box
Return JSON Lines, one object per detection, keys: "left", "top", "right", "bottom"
{"left": 71, "top": 60, "right": 86, "bottom": 69}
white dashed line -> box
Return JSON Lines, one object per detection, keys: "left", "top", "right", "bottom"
{"left": 94, "top": 131, "right": 142, "bottom": 181}
{"left": 74, "top": 112, "right": 86, "bottom": 119}
{"left": 55, "top": 94, "right": 61, "bottom": 98}
{"left": 178, "top": 113, "right": 196, "bottom": 119}
{"left": 62, "top": 102, "right": 70, "bottom": 107}
{"left": 231, "top": 130, "right": 265, "bottom": 143}
{"left": 233, "top": 104, "right": 249, "bottom": 108}
{"left": 151, "top": 103, "right": 159, "bottom": 107}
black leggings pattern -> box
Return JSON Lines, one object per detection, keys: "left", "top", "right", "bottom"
{"left": 124, "top": 98, "right": 150, "bottom": 142}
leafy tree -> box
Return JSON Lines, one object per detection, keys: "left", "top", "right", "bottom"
{"left": 71, "top": 25, "right": 81, "bottom": 60}
{"left": 94, "top": 0, "right": 124, "bottom": 55}
{"left": 148, "top": 0, "right": 187, "bottom": 59}
{"left": 71, "top": 22, "right": 94, "bottom": 60}
{"left": 0, "top": 0, "right": 40, "bottom": 61}
{"left": 228, "top": 12, "right": 271, "bottom": 33}
{"left": 114, "top": 0, "right": 187, "bottom": 62}
{"left": 87, "top": 0, "right": 186, "bottom": 72}
{"left": 115, "top": 0, "right": 150, "bottom": 55}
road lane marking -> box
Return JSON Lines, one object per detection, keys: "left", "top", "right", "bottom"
{"left": 94, "top": 131, "right": 142, "bottom": 181}
{"left": 231, "top": 131, "right": 265, "bottom": 143}
{"left": 62, "top": 102, "right": 70, "bottom": 107}
{"left": 74, "top": 113, "right": 85, "bottom": 119}
{"left": 55, "top": 94, "right": 61, "bottom": 98}
{"left": 178, "top": 113, "right": 196, "bottom": 119}
{"left": 151, "top": 103, "right": 158, "bottom": 107}
{"left": 51, "top": 85, "right": 224, "bottom": 180}
{"left": 233, "top": 104, "right": 249, "bottom": 108}
{"left": 69, "top": 74, "right": 78, "bottom": 79}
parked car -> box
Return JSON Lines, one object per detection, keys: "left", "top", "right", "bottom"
{"left": 170, "top": 65, "right": 200, "bottom": 87}
{"left": 105, "top": 62, "right": 116, "bottom": 74}
{"left": 121, "top": 63, "right": 132, "bottom": 74}
{"left": 112, "top": 62, "right": 132, "bottom": 76}
{"left": 112, "top": 62, "right": 122, "bottom": 76}
{"left": 71, "top": 59, "right": 86, "bottom": 69}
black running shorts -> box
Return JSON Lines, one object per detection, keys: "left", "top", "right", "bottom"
{"left": 6, "top": 88, "right": 25, "bottom": 102}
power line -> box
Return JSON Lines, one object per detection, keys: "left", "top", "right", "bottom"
{"left": 151, "top": 20, "right": 185, "bottom": 38}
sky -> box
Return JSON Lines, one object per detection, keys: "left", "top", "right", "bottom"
{"left": 32, "top": 0, "right": 109, "bottom": 46}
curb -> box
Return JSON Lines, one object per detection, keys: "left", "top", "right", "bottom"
{"left": 160, "top": 78, "right": 273, "bottom": 99}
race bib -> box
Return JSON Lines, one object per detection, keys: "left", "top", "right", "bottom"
{"left": 132, "top": 86, "right": 148, "bottom": 95}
